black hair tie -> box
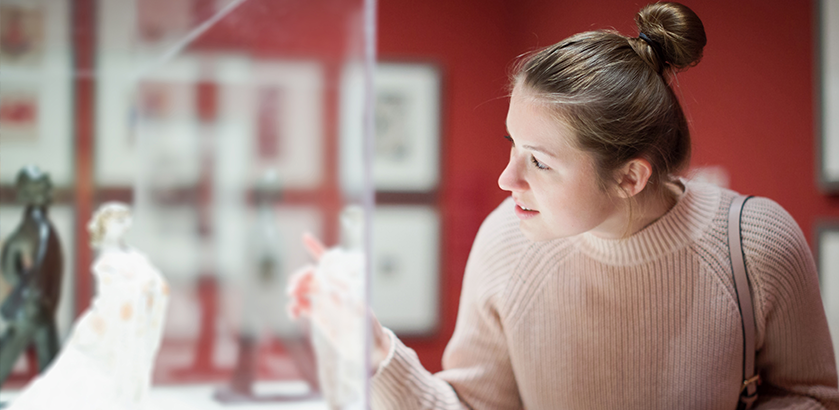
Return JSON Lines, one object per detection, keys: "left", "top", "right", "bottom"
{"left": 638, "top": 32, "right": 665, "bottom": 64}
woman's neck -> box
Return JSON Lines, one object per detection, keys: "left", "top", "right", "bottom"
{"left": 625, "top": 180, "right": 683, "bottom": 236}
{"left": 590, "top": 180, "right": 683, "bottom": 240}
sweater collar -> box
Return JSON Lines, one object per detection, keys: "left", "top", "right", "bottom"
{"left": 572, "top": 180, "right": 721, "bottom": 266}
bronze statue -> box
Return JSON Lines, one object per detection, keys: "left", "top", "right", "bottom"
{"left": 0, "top": 165, "right": 63, "bottom": 386}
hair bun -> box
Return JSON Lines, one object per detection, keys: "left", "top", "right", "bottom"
{"left": 635, "top": 2, "right": 707, "bottom": 70}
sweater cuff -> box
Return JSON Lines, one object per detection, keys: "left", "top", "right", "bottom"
{"left": 372, "top": 327, "right": 397, "bottom": 378}
{"left": 370, "top": 327, "right": 430, "bottom": 409}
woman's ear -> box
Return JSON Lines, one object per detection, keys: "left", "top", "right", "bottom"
{"left": 615, "top": 158, "right": 653, "bottom": 198}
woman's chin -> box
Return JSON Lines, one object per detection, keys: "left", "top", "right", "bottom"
{"left": 519, "top": 219, "right": 583, "bottom": 242}
{"left": 518, "top": 221, "right": 553, "bottom": 242}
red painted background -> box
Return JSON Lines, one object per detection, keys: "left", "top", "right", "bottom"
{"left": 378, "top": 0, "right": 839, "bottom": 372}
{"left": 60, "top": 0, "right": 837, "bottom": 378}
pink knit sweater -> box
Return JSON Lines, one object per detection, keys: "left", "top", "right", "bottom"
{"left": 371, "top": 181, "right": 839, "bottom": 409}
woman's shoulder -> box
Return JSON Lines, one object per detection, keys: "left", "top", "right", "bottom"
{"left": 738, "top": 195, "right": 810, "bottom": 263}
{"left": 686, "top": 181, "right": 804, "bottom": 246}
{"left": 731, "top": 194, "right": 818, "bottom": 309}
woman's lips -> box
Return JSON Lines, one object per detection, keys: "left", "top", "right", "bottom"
{"left": 514, "top": 202, "right": 539, "bottom": 220}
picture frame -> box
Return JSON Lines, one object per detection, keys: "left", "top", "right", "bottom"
{"left": 96, "top": 46, "right": 206, "bottom": 187}
{"left": 98, "top": 0, "right": 327, "bottom": 190}
{"left": 371, "top": 205, "right": 440, "bottom": 335}
{"left": 816, "top": 222, "right": 839, "bottom": 370}
{"left": 234, "top": 60, "right": 326, "bottom": 190}
{"left": 818, "top": 0, "right": 839, "bottom": 192}
{"left": 97, "top": 24, "right": 326, "bottom": 190}
{"left": 341, "top": 62, "right": 441, "bottom": 193}
{"left": 0, "top": 0, "right": 72, "bottom": 187}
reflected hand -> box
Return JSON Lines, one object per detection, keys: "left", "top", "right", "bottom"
{"left": 285, "top": 233, "right": 325, "bottom": 320}
{"left": 285, "top": 232, "right": 392, "bottom": 371}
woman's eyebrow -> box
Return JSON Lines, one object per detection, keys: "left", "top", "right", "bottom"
{"left": 505, "top": 125, "right": 557, "bottom": 158}
{"left": 521, "top": 143, "right": 557, "bottom": 159}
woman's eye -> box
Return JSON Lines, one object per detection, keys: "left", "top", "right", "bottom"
{"left": 531, "top": 155, "right": 549, "bottom": 170}
{"left": 503, "top": 135, "right": 514, "bottom": 146}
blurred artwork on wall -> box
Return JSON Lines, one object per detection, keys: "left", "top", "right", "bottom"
{"left": 341, "top": 62, "right": 441, "bottom": 193}
{"left": 136, "top": 0, "right": 192, "bottom": 46}
{"left": 820, "top": 0, "right": 839, "bottom": 192}
{"left": 0, "top": 0, "right": 72, "bottom": 186}
{"left": 0, "top": 89, "right": 38, "bottom": 142}
{"left": 817, "top": 223, "right": 839, "bottom": 372}
{"left": 375, "top": 91, "right": 411, "bottom": 162}
{"left": 371, "top": 205, "right": 440, "bottom": 335}
{"left": 249, "top": 61, "right": 325, "bottom": 190}
{"left": 256, "top": 87, "right": 286, "bottom": 161}
{"left": 0, "top": 4, "right": 44, "bottom": 67}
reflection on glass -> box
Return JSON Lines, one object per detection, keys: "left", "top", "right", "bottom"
{"left": 0, "top": 0, "right": 375, "bottom": 409}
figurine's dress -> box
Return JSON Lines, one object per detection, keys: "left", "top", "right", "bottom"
{"left": 9, "top": 248, "right": 168, "bottom": 410}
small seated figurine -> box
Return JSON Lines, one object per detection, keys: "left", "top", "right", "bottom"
{"left": 8, "top": 202, "right": 169, "bottom": 410}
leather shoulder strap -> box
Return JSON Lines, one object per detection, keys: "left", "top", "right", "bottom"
{"left": 729, "top": 195, "right": 759, "bottom": 409}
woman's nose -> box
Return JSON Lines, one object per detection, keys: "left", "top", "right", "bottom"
{"left": 498, "top": 155, "right": 527, "bottom": 192}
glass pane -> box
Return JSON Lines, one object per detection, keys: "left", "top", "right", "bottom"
{"left": 1, "top": 0, "right": 375, "bottom": 408}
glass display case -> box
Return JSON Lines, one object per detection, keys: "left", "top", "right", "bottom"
{"left": 0, "top": 0, "right": 377, "bottom": 408}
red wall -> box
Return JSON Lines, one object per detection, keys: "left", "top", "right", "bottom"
{"left": 380, "top": 0, "right": 839, "bottom": 372}
{"left": 377, "top": 0, "right": 517, "bottom": 372}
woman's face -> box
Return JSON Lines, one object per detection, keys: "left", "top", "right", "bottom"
{"left": 498, "top": 88, "right": 624, "bottom": 241}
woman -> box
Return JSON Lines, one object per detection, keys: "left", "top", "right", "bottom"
{"left": 290, "top": 2, "right": 839, "bottom": 409}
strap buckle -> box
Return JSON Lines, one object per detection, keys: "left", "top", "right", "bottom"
{"left": 738, "top": 375, "right": 760, "bottom": 409}
{"left": 740, "top": 374, "right": 760, "bottom": 394}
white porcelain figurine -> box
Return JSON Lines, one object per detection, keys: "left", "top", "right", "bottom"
{"left": 8, "top": 202, "right": 169, "bottom": 410}
{"left": 309, "top": 205, "right": 366, "bottom": 410}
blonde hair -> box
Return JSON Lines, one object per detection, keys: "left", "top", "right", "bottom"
{"left": 88, "top": 202, "right": 131, "bottom": 248}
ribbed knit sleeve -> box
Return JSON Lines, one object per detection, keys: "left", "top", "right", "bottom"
{"left": 371, "top": 199, "right": 528, "bottom": 410}
{"left": 370, "top": 328, "right": 466, "bottom": 409}
{"left": 741, "top": 197, "right": 839, "bottom": 409}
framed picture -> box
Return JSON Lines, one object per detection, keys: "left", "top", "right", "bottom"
{"left": 819, "top": 0, "right": 839, "bottom": 191}
{"left": 135, "top": 0, "right": 193, "bottom": 47}
{"left": 96, "top": 49, "right": 205, "bottom": 187}
{"left": 0, "top": 86, "right": 39, "bottom": 141}
{"left": 0, "top": 2, "right": 45, "bottom": 66}
{"left": 0, "top": 0, "right": 72, "bottom": 186}
{"left": 341, "top": 62, "right": 441, "bottom": 192}
{"left": 238, "top": 60, "right": 325, "bottom": 189}
{"left": 199, "top": 59, "right": 326, "bottom": 191}
{"left": 97, "top": 13, "right": 326, "bottom": 190}
{"left": 371, "top": 205, "right": 439, "bottom": 335}
{"left": 817, "top": 222, "right": 839, "bottom": 370}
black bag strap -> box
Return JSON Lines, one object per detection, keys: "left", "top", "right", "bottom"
{"left": 729, "top": 195, "right": 759, "bottom": 409}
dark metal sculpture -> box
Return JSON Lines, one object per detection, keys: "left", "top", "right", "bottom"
{"left": 0, "top": 165, "right": 64, "bottom": 386}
